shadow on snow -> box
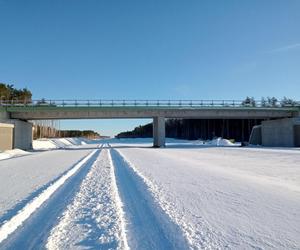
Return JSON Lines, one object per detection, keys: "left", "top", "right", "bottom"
{"left": 111, "top": 149, "right": 189, "bottom": 250}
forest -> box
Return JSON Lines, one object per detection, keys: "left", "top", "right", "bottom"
{"left": 116, "top": 118, "right": 263, "bottom": 142}
{"left": 0, "top": 83, "right": 32, "bottom": 103}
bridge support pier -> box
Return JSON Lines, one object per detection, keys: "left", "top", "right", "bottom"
{"left": 153, "top": 116, "right": 165, "bottom": 147}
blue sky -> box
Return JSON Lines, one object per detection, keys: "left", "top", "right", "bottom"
{"left": 1, "top": 1, "right": 300, "bottom": 135}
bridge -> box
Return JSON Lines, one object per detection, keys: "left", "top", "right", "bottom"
{"left": 1, "top": 99, "right": 300, "bottom": 149}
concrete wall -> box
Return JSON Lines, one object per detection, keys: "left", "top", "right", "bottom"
{"left": 0, "top": 123, "right": 14, "bottom": 151}
{"left": 261, "top": 118, "right": 299, "bottom": 147}
{"left": 0, "top": 119, "right": 33, "bottom": 150}
{"left": 12, "top": 120, "right": 33, "bottom": 150}
{"left": 294, "top": 125, "right": 300, "bottom": 147}
{"left": 249, "top": 125, "right": 262, "bottom": 145}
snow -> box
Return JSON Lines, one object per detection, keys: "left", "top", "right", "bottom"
{"left": 0, "top": 148, "right": 94, "bottom": 218}
{"left": 0, "top": 149, "right": 31, "bottom": 161}
{"left": 46, "top": 148, "right": 128, "bottom": 250}
{"left": 111, "top": 141, "right": 300, "bottom": 249}
{"left": 205, "top": 137, "right": 236, "bottom": 146}
{"left": 0, "top": 150, "right": 97, "bottom": 243}
{"left": 0, "top": 137, "right": 299, "bottom": 249}
{"left": 32, "top": 137, "right": 89, "bottom": 150}
{"left": 0, "top": 138, "right": 90, "bottom": 161}
{"left": 110, "top": 148, "right": 188, "bottom": 249}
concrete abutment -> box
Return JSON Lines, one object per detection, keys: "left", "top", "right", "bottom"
{"left": 0, "top": 118, "right": 33, "bottom": 151}
{"left": 249, "top": 117, "right": 300, "bottom": 147}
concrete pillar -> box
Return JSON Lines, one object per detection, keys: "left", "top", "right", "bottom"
{"left": 153, "top": 116, "right": 165, "bottom": 147}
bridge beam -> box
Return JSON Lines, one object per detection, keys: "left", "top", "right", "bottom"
{"left": 153, "top": 117, "right": 165, "bottom": 148}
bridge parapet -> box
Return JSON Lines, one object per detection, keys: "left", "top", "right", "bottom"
{"left": 1, "top": 99, "right": 300, "bottom": 108}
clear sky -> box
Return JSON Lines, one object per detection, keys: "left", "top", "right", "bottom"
{"left": 1, "top": 0, "right": 299, "bottom": 135}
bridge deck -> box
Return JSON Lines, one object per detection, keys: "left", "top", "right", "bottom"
{"left": 1, "top": 105, "right": 298, "bottom": 120}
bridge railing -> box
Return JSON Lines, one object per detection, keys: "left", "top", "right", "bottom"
{"left": 0, "top": 99, "right": 299, "bottom": 108}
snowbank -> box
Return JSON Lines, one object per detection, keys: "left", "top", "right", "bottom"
{"left": 206, "top": 137, "right": 236, "bottom": 146}
{"left": 0, "top": 138, "right": 91, "bottom": 160}
{"left": 185, "top": 138, "right": 238, "bottom": 146}
{"left": 0, "top": 149, "right": 31, "bottom": 161}
{"left": 32, "top": 138, "right": 89, "bottom": 150}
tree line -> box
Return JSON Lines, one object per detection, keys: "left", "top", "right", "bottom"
{"left": 59, "top": 130, "right": 100, "bottom": 139}
{"left": 0, "top": 83, "right": 32, "bottom": 103}
{"left": 241, "top": 96, "right": 298, "bottom": 107}
{"left": 116, "top": 119, "right": 262, "bottom": 142}
{"left": 33, "top": 124, "right": 100, "bottom": 139}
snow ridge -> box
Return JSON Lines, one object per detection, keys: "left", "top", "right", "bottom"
{"left": 108, "top": 148, "right": 130, "bottom": 250}
{"left": 46, "top": 148, "right": 128, "bottom": 250}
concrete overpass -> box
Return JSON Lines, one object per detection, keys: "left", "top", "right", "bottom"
{"left": 1, "top": 99, "right": 300, "bottom": 149}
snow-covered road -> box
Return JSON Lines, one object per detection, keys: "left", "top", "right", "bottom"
{"left": 0, "top": 147, "right": 94, "bottom": 219}
{"left": 113, "top": 143, "right": 300, "bottom": 249}
{"left": 0, "top": 139, "right": 299, "bottom": 249}
{"left": 46, "top": 148, "right": 127, "bottom": 250}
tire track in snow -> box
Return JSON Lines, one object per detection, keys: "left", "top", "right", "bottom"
{"left": 46, "top": 148, "right": 128, "bottom": 250}
{"left": 0, "top": 149, "right": 99, "bottom": 249}
{"left": 110, "top": 148, "right": 189, "bottom": 250}
{"left": 0, "top": 149, "right": 98, "bottom": 244}
{"left": 115, "top": 149, "right": 224, "bottom": 250}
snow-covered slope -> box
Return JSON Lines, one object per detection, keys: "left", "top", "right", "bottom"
{"left": 0, "top": 149, "right": 31, "bottom": 161}
{"left": 32, "top": 138, "right": 89, "bottom": 150}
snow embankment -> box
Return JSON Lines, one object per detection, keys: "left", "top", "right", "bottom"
{"left": 32, "top": 138, "right": 88, "bottom": 150}
{"left": 0, "top": 149, "right": 31, "bottom": 161}
{"left": 0, "top": 139, "right": 82, "bottom": 160}
{"left": 192, "top": 137, "right": 237, "bottom": 146}
{"left": 0, "top": 138, "right": 91, "bottom": 161}
{"left": 206, "top": 137, "right": 236, "bottom": 146}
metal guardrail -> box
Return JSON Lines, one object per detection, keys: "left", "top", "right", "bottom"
{"left": 0, "top": 99, "right": 299, "bottom": 108}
